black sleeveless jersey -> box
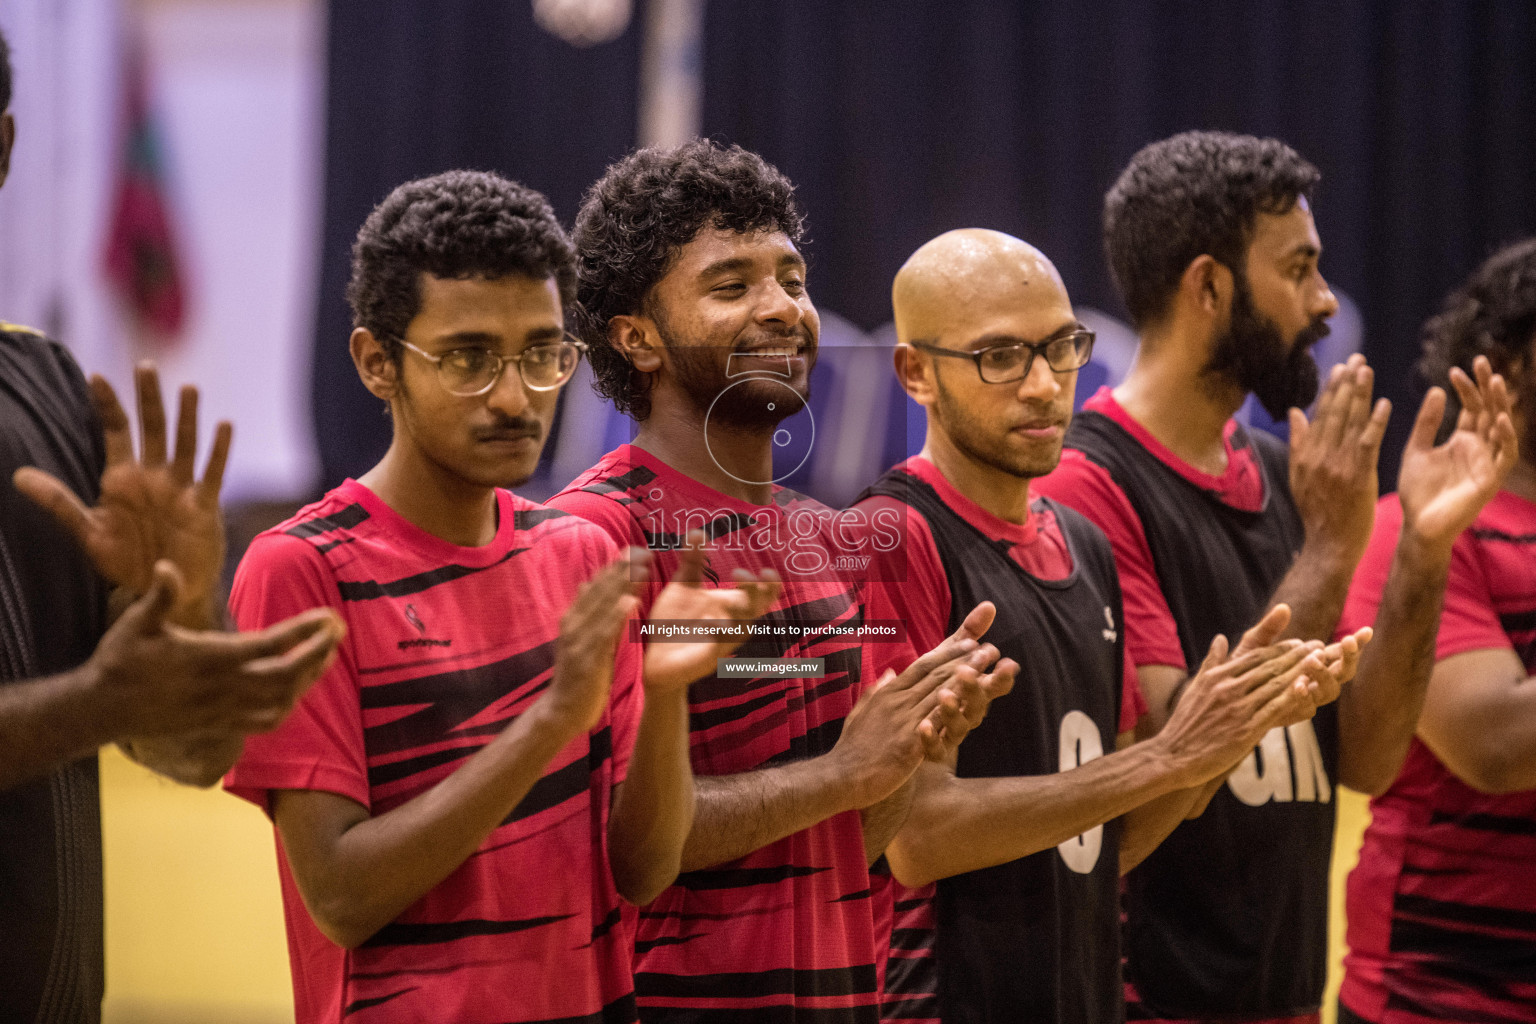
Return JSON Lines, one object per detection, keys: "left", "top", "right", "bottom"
{"left": 1, "top": 324, "right": 108, "bottom": 1024}
{"left": 861, "top": 469, "right": 1127, "bottom": 1024}
{"left": 1065, "top": 410, "right": 1339, "bottom": 1019}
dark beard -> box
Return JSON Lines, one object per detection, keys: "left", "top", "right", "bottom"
{"left": 657, "top": 313, "right": 815, "bottom": 430}
{"left": 933, "top": 374, "right": 1064, "bottom": 479}
{"left": 1205, "top": 276, "right": 1328, "bottom": 419}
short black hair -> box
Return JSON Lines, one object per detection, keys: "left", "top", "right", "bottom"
{"left": 573, "top": 139, "right": 805, "bottom": 420}
{"left": 1420, "top": 238, "right": 1536, "bottom": 401}
{"left": 347, "top": 170, "right": 576, "bottom": 359}
{"left": 1, "top": 27, "right": 13, "bottom": 113}
{"left": 1104, "top": 130, "right": 1321, "bottom": 329}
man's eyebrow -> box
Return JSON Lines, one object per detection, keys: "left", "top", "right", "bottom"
{"left": 965, "top": 321, "right": 1084, "bottom": 350}
{"left": 1283, "top": 242, "right": 1321, "bottom": 262}
{"left": 432, "top": 325, "right": 564, "bottom": 348}
{"left": 696, "top": 256, "right": 756, "bottom": 279}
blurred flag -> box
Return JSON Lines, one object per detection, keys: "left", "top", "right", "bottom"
{"left": 102, "top": 37, "right": 187, "bottom": 341}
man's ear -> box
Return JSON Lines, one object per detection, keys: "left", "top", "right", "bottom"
{"left": 351, "top": 327, "right": 400, "bottom": 401}
{"left": 609, "top": 314, "right": 663, "bottom": 373}
{"left": 0, "top": 113, "right": 15, "bottom": 188}
{"left": 894, "top": 343, "right": 937, "bottom": 408}
{"left": 1179, "top": 254, "right": 1233, "bottom": 325}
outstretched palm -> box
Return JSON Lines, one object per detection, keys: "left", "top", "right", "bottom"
{"left": 13, "top": 364, "right": 230, "bottom": 624}
{"left": 1399, "top": 357, "right": 1518, "bottom": 549}
{"left": 642, "top": 538, "right": 782, "bottom": 693}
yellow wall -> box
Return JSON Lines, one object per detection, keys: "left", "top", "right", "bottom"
{"left": 99, "top": 746, "right": 1372, "bottom": 1024}
{"left": 100, "top": 746, "right": 293, "bottom": 1024}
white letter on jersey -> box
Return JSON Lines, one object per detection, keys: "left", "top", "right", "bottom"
{"left": 1057, "top": 710, "right": 1105, "bottom": 873}
{"left": 1227, "top": 720, "right": 1333, "bottom": 806}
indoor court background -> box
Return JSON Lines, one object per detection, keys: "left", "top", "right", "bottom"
{"left": 1, "top": 1, "right": 1533, "bottom": 1021}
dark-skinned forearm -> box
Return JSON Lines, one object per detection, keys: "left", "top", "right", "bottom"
{"left": 276, "top": 698, "right": 585, "bottom": 949}
{"left": 608, "top": 687, "right": 694, "bottom": 904}
{"left": 680, "top": 753, "right": 858, "bottom": 872}
{"left": 0, "top": 664, "right": 123, "bottom": 790}
{"left": 1267, "top": 539, "right": 1359, "bottom": 644}
{"left": 861, "top": 776, "right": 916, "bottom": 865}
{"left": 889, "top": 741, "right": 1193, "bottom": 888}
{"left": 1337, "top": 534, "right": 1449, "bottom": 795}
{"left": 1119, "top": 774, "right": 1227, "bottom": 873}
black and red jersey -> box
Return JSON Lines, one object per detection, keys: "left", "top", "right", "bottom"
{"left": 1038, "top": 389, "right": 1338, "bottom": 1020}
{"left": 551, "top": 444, "right": 882, "bottom": 1024}
{"left": 226, "top": 480, "right": 642, "bottom": 1024}
{"left": 1339, "top": 492, "right": 1536, "bottom": 1024}
{"left": 857, "top": 458, "right": 1132, "bottom": 1024}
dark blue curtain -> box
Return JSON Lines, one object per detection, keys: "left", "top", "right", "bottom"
{"left": 313, "top": 0, "right": 641, "bottom": 488}
{"left": 316, "top": 0, "right": 1536, "bottom": 489}
{"left": 698, "top": 0, "right": 1536, "bottom": 483}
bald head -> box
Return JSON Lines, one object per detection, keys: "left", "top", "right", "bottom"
{"left": 893, "top": 228, "right": 1069, "bottom": 346}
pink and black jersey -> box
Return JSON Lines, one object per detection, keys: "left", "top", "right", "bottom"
{"left": 225, "top": 479, "right": 642, "bottom": 1024}
{"left": 1037, "top": 389, "right": 1336, "bottom": 1021}
{"left": 856, "top": 457, "right": 1136, "bottom": 1024}
{"left": 550, "top": 444, "right": 881, "bottom": 1024}
{"left": 1339, "top": 492, "right": 1536, "bottom": 1024}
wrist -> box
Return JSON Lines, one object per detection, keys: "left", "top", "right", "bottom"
{"left": 817, "top": 744, "right": 871, "bottom": 812}
{"left": 526, "top": 690, "right": 595, "bottom": 748}
{"left": 1297, "top": 531, "right": 1366, "bottom": 573}
{"left": 1396, "top": 522, "right": 1457, "bottom": 569}
{"left": 1145, "top": 729, "right": 1208, "bottom": 791}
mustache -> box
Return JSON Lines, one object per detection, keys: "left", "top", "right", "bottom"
{"left": 1295, "top": 316, "right": 1331, "bottom": 351}
{"left": 473, "top": 417, "right": 542, "bottom": 440}
{"left": 733, "top": 323, "right": 817, "bottom": 351}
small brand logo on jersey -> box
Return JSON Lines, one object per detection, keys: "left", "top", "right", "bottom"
{"left": 1101, "top": 606, "right": 1117, "bottom": 643}
{"left": 398, "top": 604, "right": 451, "bottom": 650}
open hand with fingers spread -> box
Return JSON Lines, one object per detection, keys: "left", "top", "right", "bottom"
{"left": 1288, "top": 354, "right": 1393, "bottom": 563}
{"left": 96, "top": 560, "right": 344, "bottom": 740}
{"left": 12, "top": 363, "right": 231, "bottom": 625}
{"left": 1398, "top": 355, "right": 1519, "bottom": 553}
{"left": 642, "top": 532, "right": 783, "bottom": 693}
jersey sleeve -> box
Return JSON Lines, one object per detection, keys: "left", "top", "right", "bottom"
{"left": 546, "top": 487, "right": 650, "bottom": 547}
{"left": 223, "top": 532, "right": 369, "bottom": 813}
{"left": 1436, "top": 521, "right": 1511, "bottom": 660}
{"left": 1340, "top": 496, "right": 1511, "bottom": 661}
{"left": 1035, "top": 450, "right": 1186, "bottom": 670}
{"left": 854, "top": 495, "right": 953, "bottom": 681}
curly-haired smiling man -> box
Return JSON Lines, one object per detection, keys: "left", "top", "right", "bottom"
{"left": 552, "top": 140, "right": 1013, "bottom": 1024}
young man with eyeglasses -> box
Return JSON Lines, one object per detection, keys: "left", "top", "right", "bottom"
{"left": 1033, "top": 131, "right": 1517, "bottom": 1024}
{"left": 224, "top": 170, "right": 780, "bottom": 1024}
{"left": 856, "top": 229, "right": 1367, "bottom": 1024}
{"left": 549, "top": 142, "right": 1011, "bottom": 1024}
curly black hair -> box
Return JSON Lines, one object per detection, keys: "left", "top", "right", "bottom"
{"left": 1, "top": 27, "right": 12, "bottom": 114}
{"left": 347, "top": 170, "right": 576, "bottom": 360}
{"left": 1104, "top": 131, "right": 1320, "bottom": 330}
{"left": 573, "top": 139, "right": 805, "bottom": 420}
{"left": 1419, "top": 238, "right": 1536, "bottom": 425}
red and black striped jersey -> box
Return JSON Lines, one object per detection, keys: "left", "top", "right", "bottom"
{"left": 225, "top": 479, "right": 642, "bottom": 1024}
{"left": 550, "top": 445, "right": 882, "bottom": 1024}
{"left": 1340, "top": 491, "right": 1536, "bottom": 1024}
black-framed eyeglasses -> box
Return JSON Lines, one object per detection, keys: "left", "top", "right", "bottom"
{"left": 399, "top": 334, "right": 589, "bottom": 395}
{"left": 908, "top": 328, "right": 1095, "bottom": 384}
